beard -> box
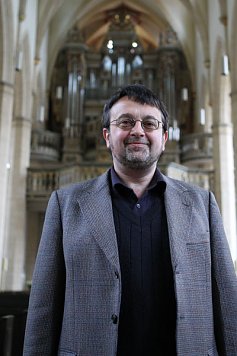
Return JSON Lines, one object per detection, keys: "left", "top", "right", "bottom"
{"left": 109, "top": 137, "right": 164, "bottom": 170}
{"left": 121, "top": 146, "right": 158, "bottom": 169}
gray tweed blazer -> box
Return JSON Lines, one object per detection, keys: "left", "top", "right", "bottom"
{"left": 23, "top": 171, "right": 237, "bottom": 356}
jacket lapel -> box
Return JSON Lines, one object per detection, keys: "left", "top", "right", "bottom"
{"left": 76, "top": 172, "right": 120, "bottom": 271}
{"left": 76, "top": 171, "right": 194, "bottom": 274}
{"left": 163, "top": 176, "right": 194, "bottom": 270}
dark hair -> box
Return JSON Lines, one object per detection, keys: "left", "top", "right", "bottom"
{"left": 102, "top": 84, "right": 169, "bottom": 131}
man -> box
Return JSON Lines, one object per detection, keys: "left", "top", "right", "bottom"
{"left": 23, "top": 84, "right": 237, "bottom": 356}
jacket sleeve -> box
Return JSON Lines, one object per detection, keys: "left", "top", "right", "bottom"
{"left": 23, "top": 191, "right": 65, "bottom": 356}
{"left": 209, "top": 191, "right": 237, "bottom": 355}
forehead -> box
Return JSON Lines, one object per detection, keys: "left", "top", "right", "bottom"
{"left": 110, "top": 96, "right": 162, "bottom": 119}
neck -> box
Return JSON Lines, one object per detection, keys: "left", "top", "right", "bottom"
{"left": 113, "top": 162, "right": 157, "bottom": 198}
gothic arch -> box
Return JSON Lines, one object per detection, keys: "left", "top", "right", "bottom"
{"left": 45, "top": 0, "right": 166, "bottom": 86}
{"left": 35, "top": 0, "right": 64, "bottom": 60}
{"left": 179, "top": 0, "right": 209, "bottom": 62}
{"left": 45, "top": 0, "right": 194, "bottom": 89}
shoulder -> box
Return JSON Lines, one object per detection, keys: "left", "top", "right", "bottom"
{"left": 163, "top": 174, "right": 209, "bottom": 195}
{"left": 55, "top": 170, "right": 110, "bottom": 198}
{"left": 162, "top": 174, "right": 213, "bottom": 210}
{"left": 45, "top": 171, "right": 110, "bottom": 214}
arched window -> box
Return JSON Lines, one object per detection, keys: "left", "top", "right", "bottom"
{"left": 132, "top": 55, "right": 143, "bottom": 68}
{"left": 102, "top": 55, "right": 112, "bottom": 72}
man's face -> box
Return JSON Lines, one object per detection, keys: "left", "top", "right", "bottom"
{"left": 103, "top": 97, "right": 168, "bottom": 170}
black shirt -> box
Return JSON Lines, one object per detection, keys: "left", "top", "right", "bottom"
{"left": 110, "top": 168, "right": 176, "bottom": 356}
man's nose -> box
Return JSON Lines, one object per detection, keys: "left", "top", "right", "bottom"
{"left": 130, "top": 120, "right": 145, "bottom": 135}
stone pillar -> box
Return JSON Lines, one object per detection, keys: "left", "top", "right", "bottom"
{"left": 212, "top": 121, "right": 237, "bottom": 263}
{"left": 0, "top": 81, "right": 14, "bottom": 289}
{"left": 1, "top": 116, "right": 32, "bottom": 290}
{"left": 231, "top": 90, "right": 237, "bottom": 263}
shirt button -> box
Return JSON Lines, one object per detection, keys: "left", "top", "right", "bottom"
{"left": 136, "top": 203, "right": 141, "bottom": 208}
{"left": 111, "top": 314, "right": 118, "bottom": 324}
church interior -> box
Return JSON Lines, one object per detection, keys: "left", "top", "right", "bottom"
{"left": 1, "top": 0, "right": 237, "bottom": 290}
{"left": 0, "top": 0, "right": 237, "bottom": 352}
{"left": 0, "top": 0, "right": 237, "bottom": 336}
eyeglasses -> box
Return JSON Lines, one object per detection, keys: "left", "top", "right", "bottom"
{"left": 110, "top": 116, "right": 163, "bottom": 132}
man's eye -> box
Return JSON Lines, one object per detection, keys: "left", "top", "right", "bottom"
{"left": 118, "top": 119, "right": 133, "bottom": 126}
{"left": 143, "top": 119, "right": 157, "bottom": 128}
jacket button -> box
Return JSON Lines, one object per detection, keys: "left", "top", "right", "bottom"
{"left": 111, "top": 314, "right": 118, "bottom": 324}
{"left": 115, "top": 271, "right": 119, "bottom": 279}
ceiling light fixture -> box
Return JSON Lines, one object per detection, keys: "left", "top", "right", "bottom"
{"left": 107, "top": 40, "right": 113, "bottom": 49}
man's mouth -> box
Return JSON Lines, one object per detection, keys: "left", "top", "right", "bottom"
{"left": 125, "top": 141, "right": 150, "bottom": 152}
{"left": 125, "top": 139, "right": 149, "bottom": 146}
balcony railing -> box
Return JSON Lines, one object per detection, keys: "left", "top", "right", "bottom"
{"left": 27, "top": 163, "right": 110, "bottom": 198}
{"left": 27, "top": 159, "right": 214, "bottom": 203}
{"left": 166, "top": 162, "right": 214, "bottom": 191}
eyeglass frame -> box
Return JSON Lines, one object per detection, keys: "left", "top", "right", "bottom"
{"left": 109, "top": 116, "right": 163, "bottom": 132}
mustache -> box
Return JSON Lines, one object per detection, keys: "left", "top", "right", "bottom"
{"left": 124, "top": 138, "right": 150, "bottom": 145}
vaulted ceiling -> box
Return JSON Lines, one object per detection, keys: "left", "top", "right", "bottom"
{"left": 36, "top": 0, "right": 224, "bottom": 83}
{"left": 78, "top": 2, "right": 169, "bottom": 51}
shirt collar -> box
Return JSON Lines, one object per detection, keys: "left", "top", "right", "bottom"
{"left": 110, "top": 166, "right": 166, "bottom": 196}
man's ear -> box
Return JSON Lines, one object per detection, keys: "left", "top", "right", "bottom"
{"left": 103, "top": 128, "right": 110, "bottom": 148}
{"left": 162, "top": 130, "right": 168, "bottom": 151}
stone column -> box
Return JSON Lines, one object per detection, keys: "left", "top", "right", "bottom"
{"left": 230, "top": 90, "right": 237, "bottom": 263}
{"left": 212, "top": 119, "right": 237, "bottom": 262}
{"left": 0, "top": 81, "right": 14, "bottom": 289}
{"left": 1, "top": 116, "right": 32, "bottom": 290}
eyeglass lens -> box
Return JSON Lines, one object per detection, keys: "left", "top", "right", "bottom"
{"left": 111, "top": 117, "right": 161, "bottom": 131}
